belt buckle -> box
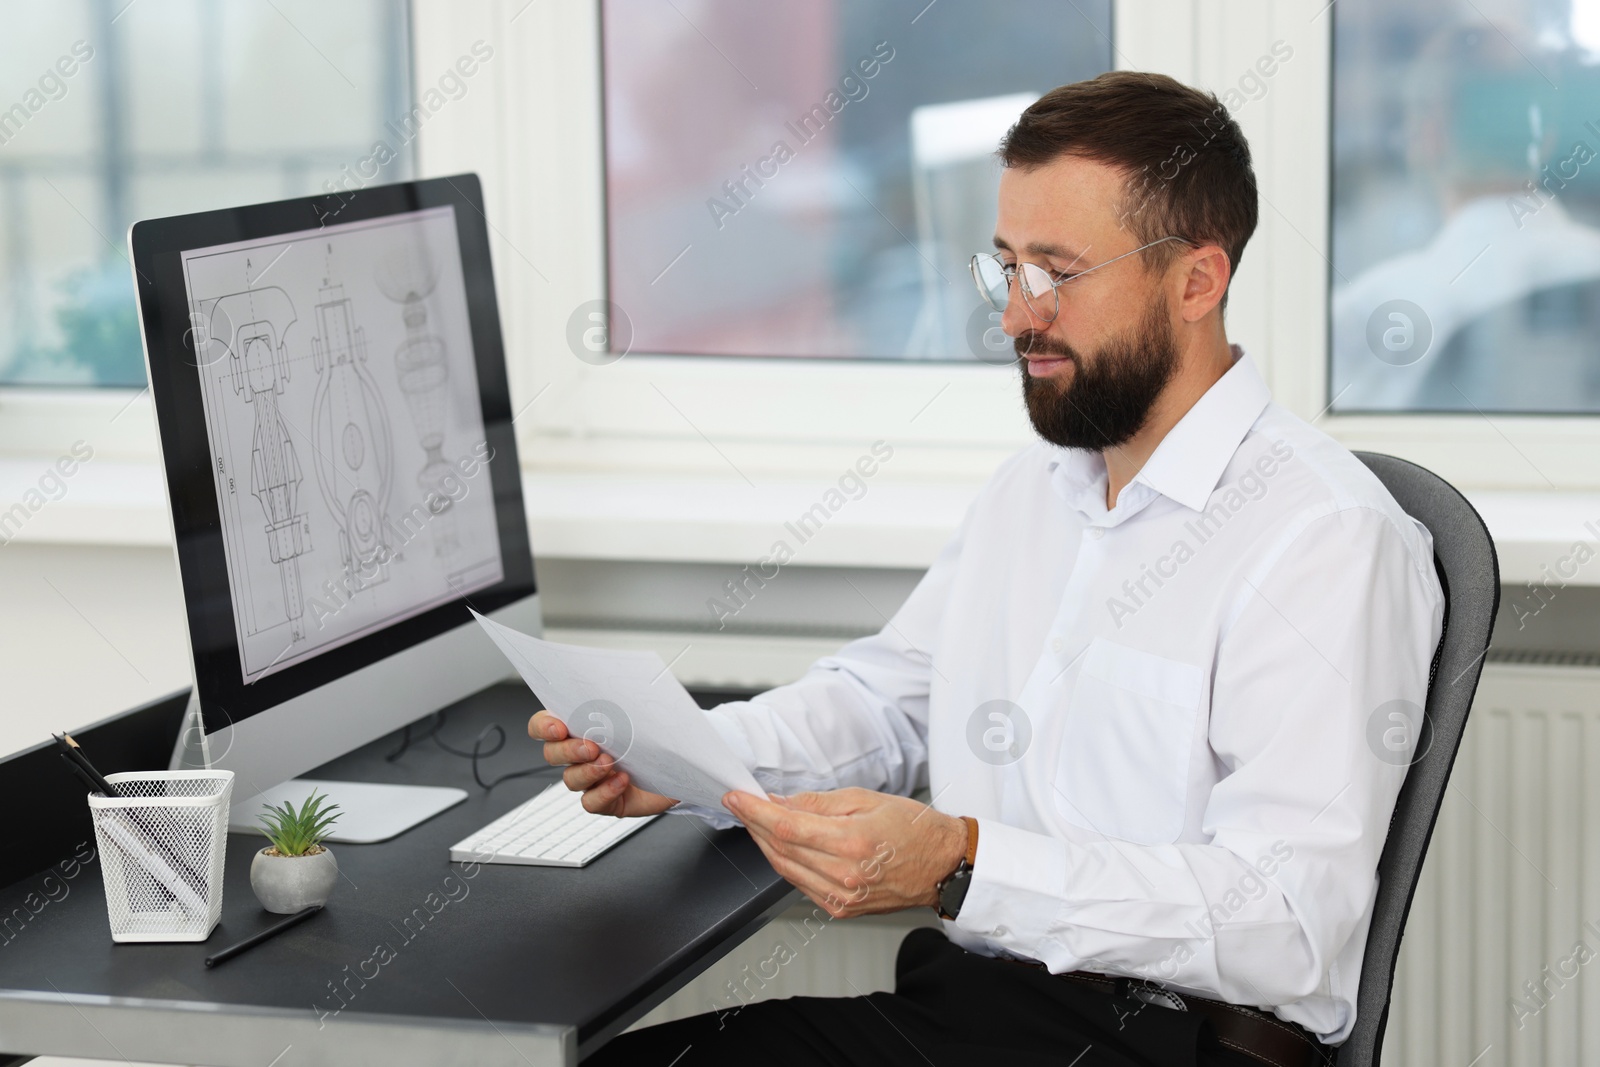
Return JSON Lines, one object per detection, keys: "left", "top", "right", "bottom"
{"left": 1115, "top": 975, "right": 1188, "bottom": 1013}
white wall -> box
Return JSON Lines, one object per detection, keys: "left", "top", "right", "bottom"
{"left": 0, "top": 543, "right": 190, "bottom": 757}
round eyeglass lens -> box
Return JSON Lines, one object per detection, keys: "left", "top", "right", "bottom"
{"left": 1017, "top": 262, "right": 1059, "bottom": 320}
{"left": 971, "top": 254, "right": 1011, "bottom": 311}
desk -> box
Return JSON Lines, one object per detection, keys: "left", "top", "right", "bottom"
{"left": 0, "top": 684, "right": 797, "bottom": 1066}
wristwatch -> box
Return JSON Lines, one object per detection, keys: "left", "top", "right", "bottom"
{"left": 935, "top": 816, "right": 980, "bottom": 920}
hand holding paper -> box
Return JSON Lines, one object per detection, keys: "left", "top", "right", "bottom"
{"left": 471, "top": 610, "right": 764, "bottom": 811}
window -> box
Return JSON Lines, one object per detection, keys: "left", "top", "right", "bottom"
{"left": 599, "top": 0, "right": 1112, "bottom": 362}
{"left": 1329, "top": 1, "right": 1600, "bottom": 413}
{"left": 0, "top": 0, "right": 412, "bottom": 388}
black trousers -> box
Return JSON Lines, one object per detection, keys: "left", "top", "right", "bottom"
{"left": 587, "top": 927, "right": 1262, "bottom": 1066}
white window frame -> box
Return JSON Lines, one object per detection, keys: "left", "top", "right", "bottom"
{"left": 1119, "top": 0, "right": 1600, "bottom": 491}
{"left": 8, "top": 0, "right": 1598, "bottom": 493}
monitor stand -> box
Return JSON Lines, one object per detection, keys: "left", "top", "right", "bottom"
{"left": 177, "top": 693, "right": 469, "bottom": 843}
{"left": 229, "top": 779, "right": 468, "bottom": 844}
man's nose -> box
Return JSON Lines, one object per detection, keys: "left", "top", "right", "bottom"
{"left": 1001, "top": 290, "right": 1050, "bottom": 337}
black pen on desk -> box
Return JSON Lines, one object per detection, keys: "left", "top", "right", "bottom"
{"left": 56, "top": 733, "right": 120, "bottom": 797}
{"left": 205, "top": 905, "right": 322, "bottom": 968}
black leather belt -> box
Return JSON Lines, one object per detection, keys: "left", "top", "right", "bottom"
{"left": 1005, "top": 960, "right": 1334, "bottom": 1067}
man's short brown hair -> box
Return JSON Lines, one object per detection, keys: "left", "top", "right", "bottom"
{"left": 997, "top": 71, "right": 1259, "bottom": 312}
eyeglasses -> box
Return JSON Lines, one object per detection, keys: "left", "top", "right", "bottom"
{"left": 969, "top": 235, "right": 1194, "bottom": 323}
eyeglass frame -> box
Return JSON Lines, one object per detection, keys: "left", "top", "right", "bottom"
{"left": 969, "top": 234, "right": 1197, "bottom": 323}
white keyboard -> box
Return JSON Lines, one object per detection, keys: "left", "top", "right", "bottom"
{"left": 449, "top": 783, "right": 659, "bottom": 867}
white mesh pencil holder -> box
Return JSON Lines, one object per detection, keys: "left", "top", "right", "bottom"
{"left": 87, "top": 770, "right": 234, "bottom": 942}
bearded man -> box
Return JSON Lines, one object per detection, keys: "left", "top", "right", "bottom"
{"left": 544, "top": 71, "right": 1443, "bottom": 1067}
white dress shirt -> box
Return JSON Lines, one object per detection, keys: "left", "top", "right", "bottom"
{"left": 679, "top": 349, "right": 1444, "bottom": 1044}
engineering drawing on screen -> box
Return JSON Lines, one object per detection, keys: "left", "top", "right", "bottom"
{"left": 182, "top": 206, "right": 504, "bottom": 684}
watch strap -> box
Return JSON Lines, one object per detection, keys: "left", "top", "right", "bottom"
{"left": 936, "top": 816, "right": 980, "bottom": 921}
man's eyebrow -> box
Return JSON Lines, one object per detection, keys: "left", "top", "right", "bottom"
{"left": 991, "top": 236, "right": 1091, "bottom": 266}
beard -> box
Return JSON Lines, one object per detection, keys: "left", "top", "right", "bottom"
{"left": 1017, "top": 300, "right": 1179, "bottom": 452}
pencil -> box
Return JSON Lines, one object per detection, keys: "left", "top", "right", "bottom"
{"left": 58, "top": 751, "right": 105, "bottom": 795}
{"left": 204, "top": 905, "right": 323, "bottom": 967}
{"left": 53, "top": 751, "right": 186, "bottom": 912}
{"left": 57, "top": 734, "right": 120, "bottom": 797}
{"left": 58, "top": 733, "right": 210, "bottom": 903}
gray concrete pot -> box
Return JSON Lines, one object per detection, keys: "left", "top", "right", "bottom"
{"left": 250, "top": 846, "right": 338, "bottom": 914}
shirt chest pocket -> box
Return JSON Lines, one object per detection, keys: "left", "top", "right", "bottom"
{"left": 1054, "top": 639, "right": 1206, "bottom": 845}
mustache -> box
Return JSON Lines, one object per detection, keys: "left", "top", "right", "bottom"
{"left": 1015, "top": 331, "right": 1073, "bottom": 359}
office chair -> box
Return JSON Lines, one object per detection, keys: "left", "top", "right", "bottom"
{"left": 1338, "top": 453, "right": 1500, "bottom": 1067}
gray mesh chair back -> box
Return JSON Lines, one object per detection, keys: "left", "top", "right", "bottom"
{"left": 1338, "top": 453, "right": 1499, "bottom": 1066}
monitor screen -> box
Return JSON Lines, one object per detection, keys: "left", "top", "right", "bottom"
{"left": 131, "top": 174, "right": 536, "bottom": 734}
{"left": 180, "top": 206, "right": 504, "bottom": 684}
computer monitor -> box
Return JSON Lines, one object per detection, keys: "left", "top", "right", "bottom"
{"left": 130, "top": 173, "right": 542, "bottom": 842}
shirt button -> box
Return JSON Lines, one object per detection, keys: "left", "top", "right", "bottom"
{"left": 993, "top": 925, "right": 1009, "bottom": 938}
{"left": 1087, "top": 527, "right": 1104, "bottom": 540}
{"left": 1050, "top": 637, "right": 1064, "bottom": 654}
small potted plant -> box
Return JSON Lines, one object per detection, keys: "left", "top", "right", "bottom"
{"left": 249, "top": 791, "right": 342, "bottom": 914}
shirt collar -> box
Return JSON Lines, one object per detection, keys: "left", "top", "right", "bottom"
{"left": 1133, "top": 346, "right": 1271, "bottom": 511}
{"left": 1045, "top": 346, "right": 1272, "bottom": 515}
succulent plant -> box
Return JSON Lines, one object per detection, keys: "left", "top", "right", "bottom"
{"left": 257, "top": 791, "right": 341, "bottom": 857}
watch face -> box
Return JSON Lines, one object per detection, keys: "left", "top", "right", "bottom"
{"left": 939, "top": 866, "right": 971, "bottom": 919}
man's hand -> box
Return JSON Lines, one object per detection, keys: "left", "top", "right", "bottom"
{"left": 726, "top": 787, "right": 969, "bottom": 919}
{"left": 528, "top": 709, "right": 677, "bottom": 817}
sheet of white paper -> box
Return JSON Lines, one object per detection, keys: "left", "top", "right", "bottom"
{"left": 471, "top": 610, "right": 764, "bottom": 810}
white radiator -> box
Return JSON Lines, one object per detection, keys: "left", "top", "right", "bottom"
{"left": 1384, "top": 661, "right": 1600, "bottom": 1067}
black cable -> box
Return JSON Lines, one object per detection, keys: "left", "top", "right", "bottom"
{"left": 384, "top": 711, "right": 446, "bottom": 761}
{"left": 430, "top": 722, "right": 491, "bottom": 760}
{"left": 385, "top": 709, "right": 548, "bottom": 791}
{"left": 462, "top": 723, "right": 548, "bottom": 791}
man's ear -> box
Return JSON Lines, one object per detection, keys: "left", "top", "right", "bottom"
{"left": 1178, "top": 245, "right": 1231, "bottom": 322}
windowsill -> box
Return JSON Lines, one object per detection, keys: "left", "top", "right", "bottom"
{"left": 0, "top": 460, "right": 971, "bottom": 570}
{"left": 3, "top": 457, "right": 1595, "bottom": 583}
